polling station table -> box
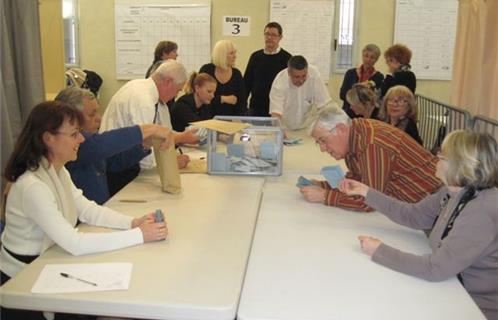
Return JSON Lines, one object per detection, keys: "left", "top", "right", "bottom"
{"left": 237, "top": 174, "right": 486, "bottom": 320}
{"left": 0, "top": 130, "right": 485, "bottom": 319}
{"left": 0, "top": 172, "right": 265, "bottom": 320}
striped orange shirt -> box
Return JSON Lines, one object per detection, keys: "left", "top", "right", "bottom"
{"left": 322, "top": 118, "right": 442, "bottom": 212}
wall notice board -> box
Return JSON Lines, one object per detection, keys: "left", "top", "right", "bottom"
{"left": 115, "top": 0, "right": 211, "bottom": 80}
{"left": 270, "top": 1, "right": 334, "bottom": 81}
{"left": 394, "top": 0, "right": 458, "bottom": 80}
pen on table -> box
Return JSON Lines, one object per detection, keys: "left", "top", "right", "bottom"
{"left": 119, "top": 199, "right": 147, "bottom": 203}
{"left": 60, "top": 272, "right": 97, "bottom": 286}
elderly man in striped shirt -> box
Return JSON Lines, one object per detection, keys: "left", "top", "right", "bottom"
{"left": 300, "top": 104, "right": 442, "bottom": 212}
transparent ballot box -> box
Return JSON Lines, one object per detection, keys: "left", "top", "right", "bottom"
{"left": 207, "top": 116, "right": 283, "bottom": 176}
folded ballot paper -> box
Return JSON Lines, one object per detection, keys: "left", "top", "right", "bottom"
{"left": 320, "top": 165, "right": 345, "bottom": 188}
{"left": 296, "top": 175, "right": 313, "bottom": 188}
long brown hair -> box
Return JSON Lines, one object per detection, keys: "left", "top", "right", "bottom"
{"left": 4, "top": 101, "right": 84, "bottom": 182}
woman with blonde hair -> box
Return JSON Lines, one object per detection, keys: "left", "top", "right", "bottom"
{"left": 199, "top": 40, "right": 247, "bottom": 116}
{"left": 171, "top": 72, "right": 216, "bottom": 132}
{"left": 345, "top": 81, "right": 380, "bottom": 119}
{"left": 380, "top": 85, "right": 422, "bottom": 145}
{"left": 339, "top": 130, "right": 498, "bottom": 320}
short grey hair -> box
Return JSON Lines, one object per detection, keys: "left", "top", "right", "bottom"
{"left": 152, "top": 59, "right": 187, "bottom": 85}
{"left": 311, "top": 102, "right": 352, "bottom": 132}
{"left": 362, "top": 44, "right": 381, "bottom": 60}
{"left": 55, "top": 87, "right": 95, "bottom": 111}
{"left": 440, "top": 130, "right": 498, "bottom": 189}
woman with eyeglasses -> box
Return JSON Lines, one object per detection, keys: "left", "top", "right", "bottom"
{"left": 1, "top": 101, "right": 168, "bottom": 319}
{"left": 339, "top": 130, "right": 498, "bottom": 320}
{"left": 381, "top": 44, "right": 416, "bottom": 99}
{"left": 380, "top": 85, "right": 422, "bottom": 145}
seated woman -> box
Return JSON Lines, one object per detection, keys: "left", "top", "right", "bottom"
{"left": 171, "top": 72, "right": 216, "bottom": 132}
{"left": 200, "top": 40, "right": 247, "bottom": 116}
{"left": 345, "top": 81, "right": 380, "bottom": 119}
{"left": 381, "top": 44, "right": 416, "bottom": 98}
{"left": 380, "top": 85, "right": 423, "bottom": 145}
{"left": 1, "top": 101, "right": 168, "bottom": 319}
{"left": 340, "top": 44, "right": 384, "bottom": 118}
{"left": 339, "top": 130, "right": 498, "bottom": 320}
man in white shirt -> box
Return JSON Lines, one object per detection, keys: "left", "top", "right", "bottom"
{"left": 269, "top": 55, "right": 331, "bottom": 131}
{"left": 100, "top": 60, "right": 192, "bottom": 194}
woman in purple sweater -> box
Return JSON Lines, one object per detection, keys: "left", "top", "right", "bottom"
{"left": 340, "top": 130, "right": 498, "bottom": 320}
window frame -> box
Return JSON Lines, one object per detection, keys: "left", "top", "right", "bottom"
{"left": 331, "top": 0, "right": 361, "bottom": 74}
{"left": 63, "top": 0, "right": 80, "bottom": 68}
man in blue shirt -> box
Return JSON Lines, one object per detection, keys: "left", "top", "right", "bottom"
{"left": 56, "top": 87, "right": 173, "bottom": 204}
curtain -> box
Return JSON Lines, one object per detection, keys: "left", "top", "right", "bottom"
{"left": 1, "top": 0, "right": 45, "bottom": 189}
{"left": 450, "top": 0, "right": 498, "bottom": 120}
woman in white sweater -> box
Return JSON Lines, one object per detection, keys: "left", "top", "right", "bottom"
{"left": 1, "top": 101, "right": 169, "bottom": 319}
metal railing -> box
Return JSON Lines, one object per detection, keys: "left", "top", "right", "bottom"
{"left": 471, "top": 114, "right": 498, "bottom": 141}
{"left": 416, "top": 94, "right": 473, "bottom": 153}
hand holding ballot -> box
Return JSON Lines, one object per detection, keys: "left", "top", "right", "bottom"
{"left": 132, "top": 211, "right": 168, "bottom": 242}
{"left": 300, "top": 165, "right": 346, "bottom": 203}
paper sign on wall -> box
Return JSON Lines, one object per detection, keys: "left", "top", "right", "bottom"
{"left": 223, "top": 16, "right": 250, "bottom": 36}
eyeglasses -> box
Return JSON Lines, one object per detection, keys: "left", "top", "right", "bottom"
{"left": 56, "top": 130, "right": 82, "bottom": 139}
{"left": 387, "top": 98, "right": 409, "bottom": 106}
{"left": 264, "top": 32, "right": 280, "bottom": 38}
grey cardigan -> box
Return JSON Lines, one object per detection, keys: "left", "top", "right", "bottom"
{"left": 365, "top": 187, "right": 498, "bottom": 320}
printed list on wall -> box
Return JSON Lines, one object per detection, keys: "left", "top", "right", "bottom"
{"left": 270, "top": 1, "right": 334, "bottom": 81}
{"left": 394, "top": 0, "right": 457, "bottom": 80}
{"left": 115, "top": 2, "right": 211, "bottom": 80}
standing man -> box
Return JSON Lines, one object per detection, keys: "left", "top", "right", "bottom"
{"left": 300, "top": 105, "right": 442, "bottom": 212}
{"left": 100, "top": 60, "right": 191, "bottom": 195}
{"left": 269, "top": 55, "right": 331, "bottom": 131}
{"left": 244, "top": 22, "right": 291, "bottom": 117}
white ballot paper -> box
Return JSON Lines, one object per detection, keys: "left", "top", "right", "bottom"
{"left": 31, "top": 263, "right": 132, "bottom": 293}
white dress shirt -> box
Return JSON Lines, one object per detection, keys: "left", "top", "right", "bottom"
{"left": 99, "top": 78, "right": 168, "bottom": 169}
{"left": 269, "top": 65, "right": 331, "bottom": 130}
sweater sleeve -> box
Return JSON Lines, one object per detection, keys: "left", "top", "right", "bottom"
{"left": 67, "top": 126, "right": 143, "bottom": 167}
{"left": 243, "top": 53, "right": 255, "bottom": 97}
{"left": 22, "top": 178, "right": 143, "bottom": 256}
{"left": 371, "top": 196, "right": 496, "bottom": 281}
{"left": 106, "top": 146, "right": 150, "bottom": 172}
{"left": 365, "top": 187, "right": 443, "bottom": 230}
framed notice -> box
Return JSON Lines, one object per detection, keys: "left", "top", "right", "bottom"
{"left": 115, "top": 1, "right": 211, "bottom": 79}
{"left": 270, "top": 1, "right": 334, "bottom": 80}
{"left": 394, "top": 0, "right": 458, "bottom": 80}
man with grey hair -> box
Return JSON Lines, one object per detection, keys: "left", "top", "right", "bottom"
{"left": 100, "top": 60, "right": 195, "bottom": 195}
{"left": 56, "top": 87, "right": 173, "bottom": 204}
{"left": 299, "top": 103, "right": 441, "bottom": 212}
